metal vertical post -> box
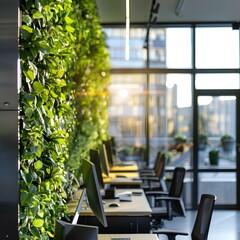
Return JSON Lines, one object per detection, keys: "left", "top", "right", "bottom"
{"left": 0, "top": 0, "right": 19, "bottom": 238}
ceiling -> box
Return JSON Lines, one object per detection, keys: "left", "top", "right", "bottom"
{"left": 95, "top": 0, "right": 240, "bottom": 25}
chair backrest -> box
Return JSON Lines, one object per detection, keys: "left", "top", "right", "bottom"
{"left": 168, "top": 167, "right": 186, "bottom": 198}
{"left": 154, "top": 153, "right": 166, "bottom": 179}
{"left": 167, "top": 167, "right": 186, "bottom": 217}
{"left": 153, "top": 151, "right": 162, "bottom": 170}
{"left": 191, "top": 194, "right": 216, "bottom": 240}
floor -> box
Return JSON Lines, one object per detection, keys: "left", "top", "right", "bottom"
{"left": 153, "top": 210, "right": 240, "bottom": 240}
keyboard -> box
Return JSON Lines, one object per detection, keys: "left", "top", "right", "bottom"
{"left": 111, "top": 238, "right": 131, "bottom": 240}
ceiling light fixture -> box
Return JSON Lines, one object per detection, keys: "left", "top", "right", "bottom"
{"left": 143, "top": 0, "right": 160, "bottom": 49}
{"left": 125, "top": 0, "right": 130, "bottom": 60}
{"left": 152, "top": 2, "right": 160, "bottom": 14}
{"left": 175, "top": 0, "right": 186, "bottom": 18}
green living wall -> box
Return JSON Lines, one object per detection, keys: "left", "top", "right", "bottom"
{"left": 19, "top": 0, "right": 110, "bottom": 239}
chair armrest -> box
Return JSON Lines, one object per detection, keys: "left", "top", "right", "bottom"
{"left": 155, "top": 196, "right": 181, "bottom": 201}
{"left": 140, "top": 176, "right": 159, "bottom": 181}
{"left": 154, "top": 196, "right": 186, "bottom": 219}
{"left": 140, "top": 172, "right": 156, "bottom": 177}
{"left": 145, "top": 191, "right": 168, "bottom": 196}
{"left": 140, "top": 169, "right": 154, "bottom": 173}
{"left": 153, "top": 229, "right": 188, "bottom": 240}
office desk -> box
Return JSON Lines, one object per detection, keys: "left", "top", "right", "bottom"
{"left": 106, "top": 172, "right": 139, "bottom": 178}
{"left": 67, "top": 189, "right": 152, "bottom": 233}
{"left": 103, "top": 177, "right": 142, "bottom": 188}
{"left": 103, "top": 172, "right": 142, "bottom": 188}
{"left": 98, "top": 234, "right": 158, "bottom": 240}
{"left": 110, "top": 163, "right": 139, "bottom": 173}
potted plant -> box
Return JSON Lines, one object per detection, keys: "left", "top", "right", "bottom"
{"left": 174, "top": 134, "right": 187, "bottom": 152}
{"left": 198, "top": 133, "right": 208, "bottom": 150}
{"left": 220, "top": 134, "right": 235, "bottom": 152}
{"left": 208, "top": 149, "right": 219, "bottom": 165}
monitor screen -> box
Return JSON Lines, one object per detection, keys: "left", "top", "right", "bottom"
{"left": 81, "top": 159, "right": 108, "bottom": 227}
{"left": 110, "top": 136, "right": 117, "bottom": 156}
{"left": 103, "top": 140, "right": 114, "bottom": 167}
{"left": 98, "top": 144, "right": 110, "bottom": 177}
{"left": 89, "top": 149, "right": 104, "bottom": 189}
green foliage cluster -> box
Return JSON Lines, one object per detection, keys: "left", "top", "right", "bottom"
{"left": 19, "top": 0, "right": 110, "bottom": 239}
{"left": 66, "top": 0, "right": 111, "bottom": 176}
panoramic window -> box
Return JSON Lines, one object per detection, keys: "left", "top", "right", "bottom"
{"left": 195, "top": 73, "right": 240, "bottom": 89}
{"left": 195, "top": 27, "right": 239, "bottom": 69}
{"left": 103, "top": 28, "right": 147, "bottom": 68}
{"left": 149, "top": 28, "right": 192, "bottom": 69}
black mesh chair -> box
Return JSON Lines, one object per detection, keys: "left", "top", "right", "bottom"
{"left": 145, "top": 167, "right": 186, "bottom": 228}
{"left": 153, "top": 194, "right": 217, "bottom": 240}
{"left": 140, "top": 153, "right": 167, "bottom": 192}
{"left": 140, "top": 151, "right": 162, "bottom": 176}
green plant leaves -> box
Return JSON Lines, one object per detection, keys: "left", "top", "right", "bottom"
{"left": 19, "top": 0, "right": 110, "bottom": 239}
{"left": 33, "top": 219, "right": 44, "bottom": 228}
{"left": 34, "top": 160, "right": 43, "bottom": 170}
{"left": 33, "top": 81, "right": 44, "bottom": 94}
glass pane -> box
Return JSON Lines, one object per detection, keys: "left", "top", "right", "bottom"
{"left": 108, "top": 74, "right": 146, "bottom": 163}
{"left": 198, "top": 172, "right": 236, "bottom": 205}
{"left": 195, "top": 73, "right": 240, "bottom": 89}
{"left": 103, "top": 28, "right": 147, "bottom": 68}
{"left": 196, "top": 27, "right": 239, "bottom": 69}
{"left": 149, "top": 74, "right": 193, "bottom": 168}
{"left": 198, "top": 96, "right": 237, "bottom": 168}
{"left": 149, "top": 28, "right": 192, "bottom": 68}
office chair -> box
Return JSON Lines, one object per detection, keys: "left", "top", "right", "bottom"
{"left": 140, "top": 153, "right": 167, "bottom": 192}
{"left": 145, "top": 167, "right": 186, "bottom": 228}
{"left": 139, "top": 151, "right": 162, "bottom": 175}
{"left": 153, "top": 194, "right": 217, "bottom": 240}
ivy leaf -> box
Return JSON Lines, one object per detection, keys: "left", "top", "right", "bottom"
{"left": 25, "top": 107, "right": 34, "bottom": 118}
{"left": 32, "top": 10, "right": 44, "bottom": 19}
{"left": 24, "top": 70, "right": 35, "bottom": 81}
{"left": 56, "top": 79, "right": 66, "bottom": 87}
{"left": 47, "top": 231, "right": 54, "bottom": 238}
{"left": 65, "top": 25, "right": 75, "bottom": 33}
{"left": 30, "top": 145, "right": 42, "bottom": 158}
{"left": 20, "top": 191, "right": 33, "bottom": 206}
{"left": 22, "top": 15, "right": 32, "bottom": 25}
{"left": 30, "top": 226, "right": 41, "bottom": 238}
{"left": 34, "top": 160, "right": 43, "bottom": 170}
{"left": 57, "top": 69, "right": 65, "bottom": 78}
{"left": 33, "top": 81, "right": 44, "bottom": 94}
{"left": 33, "top": 219, "right": 44, "bottom": 228}
{"left": 21, "top": 25, "right": 34, "bottom": 33}
{"left": 65, "top": 16, "right": 74, "bottom": 24}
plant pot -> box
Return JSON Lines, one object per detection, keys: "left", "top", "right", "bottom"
{"left": 176, "top": 143, "right": 185, "bottom": 152}
{"left": 209, "top": 150, "right": 219, "bottom": 165}
{"left": 222, "top": 139, "right": 234, "bottom": 152}
{"left": 198, "top": 142, "right": 207, "bottom": 151}
{"left": 209, "top": 156, "right": 219, "bottom": 165}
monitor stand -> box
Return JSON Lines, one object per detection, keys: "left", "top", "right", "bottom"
{"left": 54, "top": 219, "right": 98, "bottom": 240}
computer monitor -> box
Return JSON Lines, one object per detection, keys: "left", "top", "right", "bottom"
{"left": 98, "top": 143, "right": 110, "bottom": 177}
{"left": 81, "top": 159, "right": 108, "bottom": 227}
{"left": 103, "top": 140, "right": 114, "bottom": 167}
{"left": 54, "top": 219, "right": 98, "bottom": 240}
{"left": 110, "top": 136, "right": 117, "bottom": 156}
{"left": 54, "top": 159, "right": 107, "bottom": 240}
{"left": 89, "top": 149, "right": 104, "bottom": 190}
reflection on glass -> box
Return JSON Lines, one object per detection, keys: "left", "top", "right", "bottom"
{"left": 196, "top": 27, "right": 239, "bottom": 69}
{"left": 149, "top": 74, "right": 193, "bottom": 167}
{"left": 108, "top": 74, "right": 146, "bottom": 162}
{"left": 198, "top": 172, "right": 236, "bottom": 205}
{"left": 149, "top": 28, "right": 192, "bottom": 68}
{"left": 103, "top": 28, "right": 147, "bottom": 68}
{"left": 195, "top": 73, "right": 240, "bottom": 89}
{"left": 198, "top": 96, "right": 236, "bottom": 168}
